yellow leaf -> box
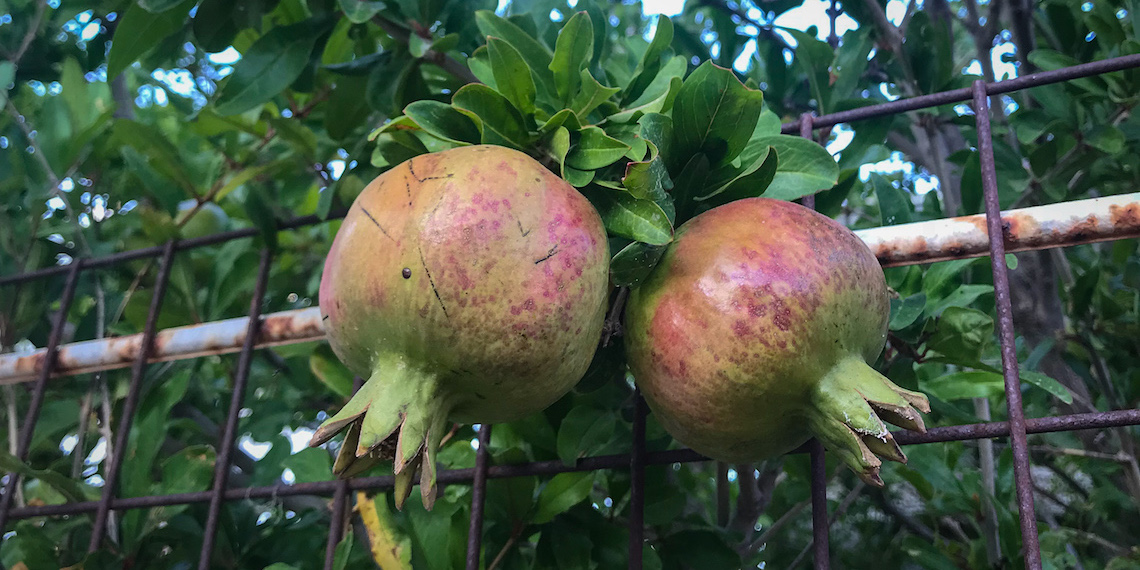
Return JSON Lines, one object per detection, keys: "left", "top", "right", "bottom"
{"left": 355, "top": 491, "right": 413, "bottom": 569}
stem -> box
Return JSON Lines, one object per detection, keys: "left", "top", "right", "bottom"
{"left": 974, "top": 397, "right": 1002, "bottom": 566}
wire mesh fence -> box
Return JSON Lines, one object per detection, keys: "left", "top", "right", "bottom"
{"left": 2, "top": 53, "right": 1140, "bottom": 570}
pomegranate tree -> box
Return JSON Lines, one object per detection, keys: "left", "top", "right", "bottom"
{"left": 309, "top": 145, "right": 609, "bottom": 508}
{"left": 624, "top": 197, "right": 929, "bottom": 485}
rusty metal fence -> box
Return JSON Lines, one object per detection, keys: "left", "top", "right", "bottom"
{"left": 2, "top": 53, "right": 1140, "bottom": 570}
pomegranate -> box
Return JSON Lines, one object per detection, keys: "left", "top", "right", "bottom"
{"left": 624, "top": 198, "right": 929, "bottom": 485}
{"left": 309, "top": 145, "right": 609, "bottom": 508}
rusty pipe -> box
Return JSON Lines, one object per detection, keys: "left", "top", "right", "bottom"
{"left": 1, "top": 192, "right": 1137, "bottom": 385}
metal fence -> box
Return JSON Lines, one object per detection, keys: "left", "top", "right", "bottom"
{"left": 2, "top": 53, "right": 1140, "bottom": 570}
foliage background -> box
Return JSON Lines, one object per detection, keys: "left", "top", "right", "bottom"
{"left": 1, "top": 0, "right": 1140, "bottom": 568}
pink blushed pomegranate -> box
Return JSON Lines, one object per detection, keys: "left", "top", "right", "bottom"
{"left": 310, "top": 145, "right": 609, "bottom": 508}
{"left": 624, "top": 198, "right": 928, "bottom": 485}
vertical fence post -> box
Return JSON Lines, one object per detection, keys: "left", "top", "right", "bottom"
{"left": 88, "top": 240, "right": 177, "bottom": 552}
{"left": 323, "top": 377, "right": 365, "bottom": 570}
{"left": 0, "top": 260, "right": 83, "bottom": 541}
{"left": 628, "top": 391, "right": 647, "bottom": 569}
{"left": 466, "top": 424, "right": 493, "bottom": 570}
{"left": 971, "top": 79, "right": 1042, "bottom": 569}
{"left": 198, "top": 248, "right": 273, "bottom": 570}
{"left": 799, "top": 110, "right": 831, "bottom": 570}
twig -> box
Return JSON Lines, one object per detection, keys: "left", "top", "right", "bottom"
{"left": 974, "top": 397, "right": 1002, "bottom": 565}
{"left": 787, "top": 482, "right": 866, "bottom": 569}
{"left": 601, "top": 287, "right": 629, "bottom": 347}
{"left": 8, "top": 0, "right": 48, "bottom": 63}
{"left": 487, "top": 521, "right": 527, "bottom": 570}
{"left": 372, "top": 15, "right": 480, "bottom": 85}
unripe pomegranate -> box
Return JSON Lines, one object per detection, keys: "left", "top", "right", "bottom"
{"left": 310, "top": 145, "right": 609, "bottom": 508}
{"left": 624, "top": 198, "right": 929, "bottom": 485}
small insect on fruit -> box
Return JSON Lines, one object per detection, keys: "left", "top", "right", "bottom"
{"left": 624, "top": 197, "right": 929, "bottom": 485}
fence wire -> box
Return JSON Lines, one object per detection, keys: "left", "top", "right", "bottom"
{"left": 2, "top": 52, "right": 1140, "bottom": 570}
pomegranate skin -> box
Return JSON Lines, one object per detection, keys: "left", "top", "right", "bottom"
{"left": 312, "top": 145, "right": 608, "bottom": 506}
{"left": 625, "top": 198, "right": 928, "bottom": 484}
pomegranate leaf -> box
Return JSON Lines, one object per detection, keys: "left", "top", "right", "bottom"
{"left": 671, "top": 60, "right": 764, "bottom": 167}
{"left": 532, "top": 472, "right": 594, "bottom": 524}
{"left": 488, "top": 37, "right": 537, "bottom": 116}
{"left": 550, "top": 12, "right": 594, "bottom": 104}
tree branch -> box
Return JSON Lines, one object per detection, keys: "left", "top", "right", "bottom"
{"left": 372, "top": 16, "right": 480, "bottom": 85}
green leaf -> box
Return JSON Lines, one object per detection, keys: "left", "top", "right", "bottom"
{"left": 332, "top": 532, "right": 354, "bottom": 570}
{"left": 139, "top": 0, "right": 187, "bottom": 12}
{"left": 624, "top": 16, "right": 674, "bottom": 104}
{"left": 160, "top": 445, "right": 216, "bottom": 494}
{"left": 192, "top": 0, "right": 240, "bottom": 53}
{"left": 611, "top": 241, "right": 667, "bottom": 287}
{"left": 340, "top": 0, "right": 387, "bottom": 23}
{"left": 550, "top": 11, "right": 593, "bottom": 103}
{"left": 671, "top": 61, "right": 765, "bottom": 166}
{"left": 0, "top": 449, "right": 90, "bottom": 503}
{"left": 928, "top": 284, "right": 993, "bottom": 316}
{"left": 121, "top": 146, "right": 181, "bottom": 215}
{"left": 451, "top": 84, "right": 531, "bottom": 149}
{"left": 244, "top": 184, "right": 279, "bottom": 249}
{"left": 539, "top": 108, "right": 583, "bottom": 133}
{"left": 923, "top": 371, "right": 1005, "bottom": 401}
{"left": 282, "top": 447, "right": 333, "bottom": 484}
{"left": 927, "top": 306, "right": 993, "bottom": 362}
{"left": 532, "top": 472, "right": 594, "bottom": 524}
{"left": 214, "top": 19, "right": 330, "bottom": 116}
{"left": 696, "top": 145, "right": 778, "bottom": 209}
{"left": 408, "top": 33, "right": 431, "bottom": 58}
{"left": 404, "top": 101, "right": 481, "bottom": 144}
{"left": 583, "top": 186, "right": 673, "bottom": 245}
{"left": 608, "top": 57, "right": 685, "bottom": 123}
{"left": 889, "top": 293, "right": 926, "bottom": 330}
{"left": 564, "top": 165, "right": 595, "bottom": 187}
{"left": 475, "top": 10, "right": 557, "bottom": 102}
{"left": 107, "top": 0, "right": 194, "bottom": 78}
{"left": 310, "top": 344, "right": 355, "bottom": 397}
{"left": 1021, "top": 370, "right": 1073, "bottom": 404}
{"left": 487, "top": 37, "right": 537, "bottom": 116}
{"left": 549, "top": 126, "right": 571, "bottom": 177}
{"left": 0, "top": 61, "right": 14, "bottom": 109}
{"left": 871, "top": 173, "right": 912, "bottom": 226}
{"left": 622, "top": 142, "right": 672, "bottom": 201}
{"left": 566, "top": 126, "right": 630, "bottom": 170}
{"left": 557, "top": 405, "right": 617, "bottom": 466}
{"left": 749, "top": 135, "right": 839, "bottom": 201}
{"left": 372, "top": 130, "right": 429, "bottom": 169}
{"left": 570, "top": 69, "right": 621, "bottom": 119}
{"left": 326, "top": 75, "right": 373, "bottom": 140}
{"left": 923, "top": 258, "right": 983, "bottom": 297}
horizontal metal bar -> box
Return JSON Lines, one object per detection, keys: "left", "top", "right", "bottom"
{"left": 8, "top": 408, "right": 1139, "bottom": 521}
{"left": 1, "top": 194, "right": 1135, "bottom": 385}
{"left": 0, "top": 308, "right": 325, "bottom": 384}
{"left": 865, "top": 193, "right": 1140, "bottom": 267}
{"left": 779, "top": 53, "right": 1140, "bottom": 133}
{"left": 0, "top": 210, "right": 348, "bottom": 287}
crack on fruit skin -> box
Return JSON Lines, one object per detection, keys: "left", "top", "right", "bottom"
{"left": 516, "top": 217, "right": 531, "bottom": 237}
{"left": 360, "top": 207, "right": 395, "bottom": 242}
{"left": 418, "top": 247, "right": 449, "bottom": 319}
{"left": 534, "top": 245, "right": 560, "bottom": 264}
{"left": 407, "top": 158, "right": 454, "bottom": 184}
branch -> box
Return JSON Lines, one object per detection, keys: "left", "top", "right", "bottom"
{"left": 7, "top": 0, "right": 48, "bottom": 63}
{"left": 372, "top": 15, "right": 480, "bottom": 85}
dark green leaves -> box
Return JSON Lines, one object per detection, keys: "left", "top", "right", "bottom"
{"left": 214, "top": 18, "right": 332, "bottom": 115}
{"left": 611, "top": 241, "right": 667, "bottom": 287}
{"left": 339, "top": 0, "right": 387, "bottom": 23}
{"left": 532, "top": 472, "right": 594, "bottom": 525}
{"left": 565, "top": 127, "right": 629, "bottom": 170}
{"left": 475, "top": 10, "right": 557, "bottom": 102}
{"left": 488, "top": 37, "right": 537, "bottom": 115}
{"left": 452, "top": 84, "right": 531, "bottom": 148}
{"left": 550, "top": 12, "right": 594, "bottom": 103}
{"left": 107, "top": 0, "right": 195, "bottom": 78}
{"left": 749, "top": 135, "right": 840, "bottom": 201}
{"left": 583, "top": 186, "right": 672, "bottom": 245}
{"left": 404, "top": 100, "right": 482, "bottom": 144}
{"left": 671, "top": 61, "right": 764, "bottom": 166}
